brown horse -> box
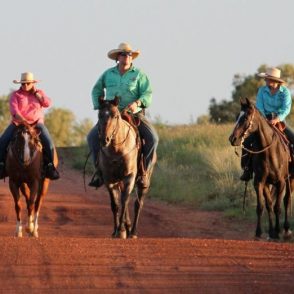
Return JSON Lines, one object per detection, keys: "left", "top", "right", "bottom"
{"left": 5, "top": 123, "right": 58, "bottom": 237}
{"left": 97, "top": 97, "right": 156, "bottom": 239}
{"left": 229, "top": 98, "right": 293, "bottom": 240}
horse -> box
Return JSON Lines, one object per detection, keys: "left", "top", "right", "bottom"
{"left": 5, "top": 123, "right": 58, "bottom": 237}
{"left": 97, "top": 96, "right": 156, "bottom": 239}
{"left": 229, "top": 97, "right": 293, "bottom": 240}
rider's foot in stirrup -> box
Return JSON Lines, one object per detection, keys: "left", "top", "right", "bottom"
{"left": 240, "top": 169, "right": 253, "bottom": 181}
{"left": 0, "top": 162, "right": 5, "bottom": 179}
{"left": 46, "top": 163, "right": 60, "bottom": 180}
{"left": 88, "top": 172, "right": 104, "bottom": 188}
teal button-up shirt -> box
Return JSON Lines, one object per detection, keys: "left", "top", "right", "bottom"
{"left": 91, "top": 65, "right": 152, "bottom": 112}
{"left": 256, "top": 85, "right": 292, "bottom": 121}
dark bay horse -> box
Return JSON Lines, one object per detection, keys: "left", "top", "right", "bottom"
{"left": 5, "top": 123, "right": 58, "bottom": 237}
{"left": 229, "top": 98, "right": 293, "bottom": 240}
{"left": 97, "top": 97, "right": 156, "bottom": 239}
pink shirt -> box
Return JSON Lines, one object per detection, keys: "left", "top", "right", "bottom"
{"left": 10, "top": 88, "right": 51, "bottom": 124}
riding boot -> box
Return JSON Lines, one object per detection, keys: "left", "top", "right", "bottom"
{"left": 240, "top": 167, "right": 253, "bottom": 181}
{"left": 0, "top": 162, "right": 5, "bottom": 179}
{"left": 89, "top": 167, "right": 104, "bottom": 188}
{"left": 45, "top": 163, "right": 60, "bottom": 180}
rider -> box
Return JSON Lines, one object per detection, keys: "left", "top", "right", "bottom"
{"left": 240, "top": 67, "right": 294, "bottom": 181}
{"left": 87, "top": 42, "right": 159, "bottom": 188}
{"left": 0, "top": 72, "right": 60, "bottom": 180}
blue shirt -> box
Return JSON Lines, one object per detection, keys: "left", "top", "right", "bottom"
{"left": 256, "top": 85, "right": 292, "bottom": 121}
{"left": 91, "top": 65, "right": 152, "bottom": 112}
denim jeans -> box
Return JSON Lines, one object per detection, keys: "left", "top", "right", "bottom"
{"left": 87, "top": 112, "right": 159, "bottom": 170}
{"left": 0, "top": 123, "right": 55, "bottom": 163}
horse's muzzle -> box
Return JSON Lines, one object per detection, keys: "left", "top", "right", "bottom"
{"left": 228, "top": 134, "right": 240, "bottom": 146}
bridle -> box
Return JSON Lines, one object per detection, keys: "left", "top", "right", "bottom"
{"left": 238, "top": 107, "right": 274, "bottom": 155}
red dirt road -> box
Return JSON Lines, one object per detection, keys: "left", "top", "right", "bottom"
{"left": 0, "top": 150, "right": 293, "bottom": 293}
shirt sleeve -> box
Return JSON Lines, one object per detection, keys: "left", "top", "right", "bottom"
{"left": 137, "top": 72, "right": 152, "bottom": 108}
{"left": 9, "top": 92, "right": 20, "bottom": 117}
{"left": 255, "top": 87, "right": 266, "bottom": 117}
{"left": 37, "top": 89, "right": 51, "bottom": 108}
{"left": 277, "top": 87, "right": 292, "bottom": 121}
{"left": 91, "top": 72, "right": 105, "bottom": 110}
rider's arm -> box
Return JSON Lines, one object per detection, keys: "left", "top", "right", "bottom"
{"left": 137, "top": 71, "right": 152, "bottom": 108}
{"left": 92, "top": 72, "right": 106, "bottom": 110}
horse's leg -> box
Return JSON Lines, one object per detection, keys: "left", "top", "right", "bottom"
{"left": 9, "top": 181, "right": 22, "bottom": 237}
{"left": 118, "top": 176, "right": 135, "bottom": 239}
{"left": 283, "top": 178, "right": 293, "bottom": 239}
{"left": 130, "top": 186, "right": 148, "bottom": 239}
{"left": 107, "top": 185, "right": 120, "bottom": 238}
{"left": 264, "top": 184, "right": 276, "bottom": 239}
{"left": 33, "top": 179, "right": 49, "bottom": 238}
{"left": 272, "top": 181, "right": 286, "bottom": 239}
{"left": 254, "top": 181, "right": 265, "bottom": 238}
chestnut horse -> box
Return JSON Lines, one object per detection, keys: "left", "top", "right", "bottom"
{"left": 229, "top": 98, "right": 293, "bottom": 240}
{"left": 97, "top": 97, "right": 156, "bottom": 239}
{"left": 5, "top": 123, "right": 58, "bottom": 237}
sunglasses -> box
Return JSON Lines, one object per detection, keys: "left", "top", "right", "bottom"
{"left": 21, "top": 82, "right": 32, "bottom": 85}
{"left": 119, "top": 52, "right": 132, "bottom": 57}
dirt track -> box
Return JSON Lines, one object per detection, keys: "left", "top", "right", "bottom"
{"left": 0, "top": 149, "right": 293, "bottom": 293}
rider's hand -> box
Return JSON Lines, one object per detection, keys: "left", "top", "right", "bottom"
{"left": 14, "top": 114, "right": 27, "bottom": 125}
{"left": 128, "top": 100, "right": 140, "bottom": 113}
{"left": 269, "top": 117, "right": 280, "bottom": 126}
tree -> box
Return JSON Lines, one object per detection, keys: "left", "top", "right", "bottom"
{"left": 209, "top": 64, "right": 294, "bottom": 124}
{"left": 0, "top": 95, "right": 11, "bottom": 133}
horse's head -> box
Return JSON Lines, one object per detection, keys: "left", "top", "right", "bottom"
{"left": 98, "top": 96, "right": 121, "bottom": 147}
{"left": 229, "top": 98, "right": 257, "bottom": 146}
{"left": 11, "top": 123, "right": 41, "bottom": 166}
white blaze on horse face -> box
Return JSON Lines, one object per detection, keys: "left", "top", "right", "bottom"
{"left": 23, "top": 132, "right": 30, "bottom": 163}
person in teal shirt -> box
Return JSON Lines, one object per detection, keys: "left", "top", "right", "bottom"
{"left": 240, "top": 67, "right": 294, "bottom": 181}
{"left": 87, "top": 42, "right": 159, "bottom": 188}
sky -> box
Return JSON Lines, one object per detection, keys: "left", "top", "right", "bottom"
{"left": 0, "top": 0, "right": 294, "bottom": 125}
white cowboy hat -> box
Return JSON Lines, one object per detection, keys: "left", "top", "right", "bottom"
{"left": 257, "top": 67, "right": 285, "bottom": 83}
{"left": 13, "top": 72, "right": 40, "bottom": 84}
{"left": 107, "top": 42, "right": 140, "bottom": 60}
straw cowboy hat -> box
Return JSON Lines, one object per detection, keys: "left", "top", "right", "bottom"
{"left": 257, "top": 67, "right": 285, "bottom": 83}
{"left": 13, "top": 72, "right": 40, "bottom": 84}
{"left": 107, "top": 43, "right": 140, "bottom": 60}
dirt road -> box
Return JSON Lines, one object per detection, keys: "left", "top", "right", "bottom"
{"left": 0, "top": 150, "right": 293, "bottom": 293}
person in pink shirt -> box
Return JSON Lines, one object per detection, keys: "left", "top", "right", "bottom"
{"left": 0, "top": 72, "right": 59, "bottom": 180}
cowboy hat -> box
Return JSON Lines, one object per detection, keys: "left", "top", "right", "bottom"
{"left": 257, "top": 67, "right": 285, "bottom": 83}
{"left": 13, "top": 72, "right": 40, "bottom": 84}
{"left": 107, "top": 42, "right": 140, "bottom": 60}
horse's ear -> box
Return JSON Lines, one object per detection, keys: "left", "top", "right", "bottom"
{"left": 113, "top": 96, "right": 120, "bottom": 106}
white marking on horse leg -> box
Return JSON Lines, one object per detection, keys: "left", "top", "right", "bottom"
{"left": 16, "top": 221, "right": 23, "bottom": 237}
{"left": 23, "top": 133, "right": 30, "bottom": 163}
{"left": 33, "top": 213, "right": 39, "bottom": 237}
{"left": 28, "top": 214, "right": 34, "bottom": 234}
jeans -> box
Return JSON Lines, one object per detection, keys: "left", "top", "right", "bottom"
{"left": 87, "top": 112, "right": 159, "bottom": 170}
{"left": 0, "top": 123, "right": 55, "bottom": 163}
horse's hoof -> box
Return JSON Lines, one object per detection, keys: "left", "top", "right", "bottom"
{"left": 130, "top": 234, "right": 138, "bottom": 239}
{"left": 15, "top": 232, "right": 23, "bottom": 238}
{"left": 283, "top": 230, "right": 292, "bottom": 240}
{"left": 33, "top": 231, "right": 39, "bottom": 238}
{"left": 119, "top": 230, "right": 127, "bottom": 239}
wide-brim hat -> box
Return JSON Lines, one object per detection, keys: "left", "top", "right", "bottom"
{"left": 257, "top": 67, "right": 285, "bottom": 83}
{"left": 13, "top": 72, "right": 40, "bottom": 84}
{"left": 107, "top": 42, "right": 140, "bottom": 60}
